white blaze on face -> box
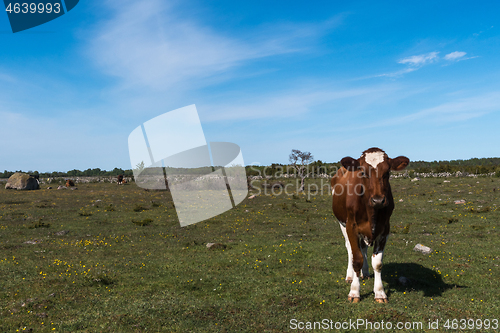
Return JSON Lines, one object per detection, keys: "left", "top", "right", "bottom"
{"left": 364, "top": 151, "right": 385, "bottom": 169}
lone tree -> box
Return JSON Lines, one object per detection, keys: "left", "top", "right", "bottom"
{"left": 289, "top": 149, "right": 314, "bottom": 192}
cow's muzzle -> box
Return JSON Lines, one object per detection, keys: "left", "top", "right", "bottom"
{"left": 370, "top": 196, "right": 386, "bottom": 208}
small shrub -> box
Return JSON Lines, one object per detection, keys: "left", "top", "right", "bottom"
{"left": 470, "top": 225, "right": 486, "bottom": 230}
{"left": 104, "top": 204, "right": 115, "bottom": 212}
{"left": 86, "top": 270, "right": 116, "bottom": 286}
{"left": 151, "top": 201, "right": 161, "bottom": 207}
{"left": 392, "top": 223, "right": 411, "bottom": 234}
{"left": 133, "top": 204, "right": 148, "bottom": 212}
{"left": 79, "top": 211, "right": 92, "bottom": 216}
{"left": 28, "top": 220, "right": 51, "bottom": 229}
{"left": 132, "top": 218, "right": 153, "bottom": 226}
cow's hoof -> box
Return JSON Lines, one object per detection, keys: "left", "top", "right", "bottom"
{"left": 348, "top": 296, "right": 360, "bottom": 303}
{"left": 375, "top": 298, "right": 388, "bottom": 303}
{"left": 345, "top": 278, "right": 353, "bottom": 283}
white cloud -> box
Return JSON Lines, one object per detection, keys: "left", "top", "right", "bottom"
{"left": 374, "top": 52, "right": 440, "bottom": 78}
{"left": 444, "top": 51, "right": 467, "bottom": 61}
{"left": 398, "top": 52, "right": 439, "bottom": 66}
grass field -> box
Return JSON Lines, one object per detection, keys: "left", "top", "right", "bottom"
{"left": 1, "top": 176, "right": 499, "bottom": 332}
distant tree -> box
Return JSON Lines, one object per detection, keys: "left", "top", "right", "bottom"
{"left": 289, "top": 149, "right": 314, "bottom": 192}
{"left": 134, "top": 161, "right": 145, "bottom": 175}
{"left": 112, "top": 167, "right": 125, "bottom": 175}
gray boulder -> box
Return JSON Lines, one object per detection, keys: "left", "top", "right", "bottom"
{"left": 5, "top": 173, "right": 40, "bottom": 190}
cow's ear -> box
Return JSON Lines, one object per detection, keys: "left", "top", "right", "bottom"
{"left": 341, "top": 157, "right": 360, "bottom": 171}
{"left": 389, "top": 156, "right": 409, "bottom": 171}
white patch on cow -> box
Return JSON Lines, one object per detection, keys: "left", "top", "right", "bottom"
{"left": 340, "top": 223, "right": 354, "bottom": 282}
{"left": 364, "top": 151, "right": 385, "bottom": 168}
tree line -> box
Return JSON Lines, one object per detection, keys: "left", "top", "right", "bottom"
{"left": 2, "top": 156, "right": 500, "bottom": 179}
{"left": 0, "top": 168, "right": 134, "bottom": 179}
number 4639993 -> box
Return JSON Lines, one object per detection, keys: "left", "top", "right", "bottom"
{"left": 443, "top": 318, "right": 498, "bottom": 330}
{"left": 5, "top": 2, "right": 61, "bottom": 14}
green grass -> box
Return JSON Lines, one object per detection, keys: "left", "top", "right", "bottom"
{"left": 0, "top": 178, "right": 499, "bottom": 332}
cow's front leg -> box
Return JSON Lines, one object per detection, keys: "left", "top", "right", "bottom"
{"left": 346, "top": 224, "right": 363, "bottom": 303}
{"left": 372, "top": 237, "right": 388, "bottom": 303}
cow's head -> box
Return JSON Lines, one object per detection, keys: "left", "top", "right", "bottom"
{"left": 341, "top": 148, "right": 409, "bottom": 209}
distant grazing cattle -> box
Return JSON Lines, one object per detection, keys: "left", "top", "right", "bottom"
{"left": 66, "top": 179, "right": 75, "bottom": 187}
{"left": 117, "top": 175, "right": 126, "bottom": 185}
{"left": 331, "top": 148, "right": 409, "bottom": 303}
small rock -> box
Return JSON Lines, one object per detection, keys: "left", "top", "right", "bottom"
{"left": 398, "top": 199, "right": 403, "bottom": 202}
{"left": 248, "top": 195, "right": 256, "bottom": 199}
{"left": 24, "top": 239, "right": 42, "bottom": 245}
{"left": 413, "top": 243, "right": 432, "bottom": 255}
{"left": 46, "top": 187, "right": 52, "bottom": 189}
{"left": 206, "top": 242, "right": 226, "bottom": 250}
{"left": 70, "top": 187, "right": 78, "bottom": 190}
{"left": 454, "top": 199, "right": 466, "bottom": 204}
{"left": 54, "top": 230, "right": 70, "bottom": 236}
{"left": 443, "top": 180, "right": 450, "bottom": 183}
{"left": 411, "top": 177, "right": 420, "bottom": 182}
{"left": 57, "top": 186, "right": 66, "bottom": 190}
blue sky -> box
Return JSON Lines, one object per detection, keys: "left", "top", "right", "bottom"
{"left": 1, "top": 0, "right": 499, "bottom": 172}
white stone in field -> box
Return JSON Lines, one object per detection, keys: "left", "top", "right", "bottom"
{"left": 413, "top": 243, "right": 432, "bottom": 255}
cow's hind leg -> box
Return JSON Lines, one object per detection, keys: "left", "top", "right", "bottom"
{"left": 372, "top": 237, "right": 388, "bottom": 303}
{"left": 339, "top": 223, "right": 354, "bottom": 283}
{"left": 360, "top": 241, "right": 370, "bottom": 279}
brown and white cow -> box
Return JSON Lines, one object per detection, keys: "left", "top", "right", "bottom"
{"left": 331, "top": 148, "right": 409, "bottom": 303}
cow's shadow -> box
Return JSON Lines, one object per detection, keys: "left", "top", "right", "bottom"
{"left": 382, "top": 263, "right": 466, "bottom": 297}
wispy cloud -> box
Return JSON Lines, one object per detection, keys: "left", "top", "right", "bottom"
{"left": 364, "top": 91, "right": 500, "bottom": 128}
{"left": 201, "top": 84, "right": 399, "bottom": 122}
{"left": 443, "top": 51, "right": 478, "bottom": 63}
{"left": 398, "top": 52, "right": 439, "bottom": 66}
{"left": 377, "top": 50, "right": 477, "bottom": 77}
{"left": 375, "top": 52, "right": 440, "bottom": 77}
{"left": 444, "top": 51, "right": 466, "bottom": 61}
{"left": 87, "top": 0, "right": 341, "bottom": 91}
